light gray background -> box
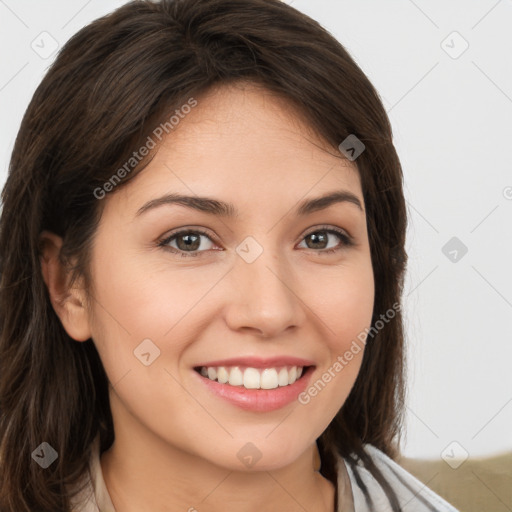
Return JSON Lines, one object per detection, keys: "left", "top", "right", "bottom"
{"left": 1, "top": 0, "right": 511, "bottom": 460}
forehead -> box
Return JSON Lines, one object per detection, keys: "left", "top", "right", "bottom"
{"left": 108, "top": 83, "right": 363, "bottom": 217}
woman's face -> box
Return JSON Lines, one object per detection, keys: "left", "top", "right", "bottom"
{"left": 85, "top": 83, "right": 374, "bottom": 471}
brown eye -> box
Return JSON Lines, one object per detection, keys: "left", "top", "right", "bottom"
{"left": 305, "top": 231, "right": 330, "bottom": 249}
{"left": 159, "top": 229, "right": 216, "bottom": 256}
{"left": 298, "top": 227, "right": 353, "bottom": 254}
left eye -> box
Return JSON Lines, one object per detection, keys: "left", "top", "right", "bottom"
{"left": 297, "top": 228, "right": 351, "bottom": 252}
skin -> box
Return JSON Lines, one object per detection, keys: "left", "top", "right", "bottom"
{"left": 40, "top": 82, "right": 374, "bottom": 512}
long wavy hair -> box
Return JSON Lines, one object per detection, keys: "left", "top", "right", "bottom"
{"left": 0, "top": 0, "right": 408, "bottom": 510}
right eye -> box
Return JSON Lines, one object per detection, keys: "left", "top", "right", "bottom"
{"left": 159, "top": 229, "right": 220, "bottom": 257}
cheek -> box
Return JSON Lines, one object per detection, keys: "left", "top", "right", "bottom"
{"left": 297, "top": 259, "right": 374, "bottom": 413}
{"left": 310, "top": 257, "right": 375, "bottom": 350}
{"left": 88, "top": 242, "right": 187, "bottom": 338}
{"left": 86, "top": 242, "right": 226, "bottom": 391}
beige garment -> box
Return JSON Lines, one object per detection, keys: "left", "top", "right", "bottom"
{"left": 70, "top": 435, "right": 355, "bottom": 512}
{"left": 70, "top": 435, "right": 116, "bottom": 512}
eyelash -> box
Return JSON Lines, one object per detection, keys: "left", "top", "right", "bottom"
{"left": 158, "top": 225, "right": 354, "bottom": 258}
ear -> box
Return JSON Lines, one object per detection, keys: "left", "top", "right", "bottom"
{"left": 39, "top": 230, "right": 92, "bottom": 342}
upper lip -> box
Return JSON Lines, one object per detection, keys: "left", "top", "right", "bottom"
{"left": 194, "top": 356, "right": 315, "bottom": 369}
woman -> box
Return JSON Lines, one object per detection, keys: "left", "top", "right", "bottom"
{"left": 0, "top": 0, "right": 459, "bottom": 510}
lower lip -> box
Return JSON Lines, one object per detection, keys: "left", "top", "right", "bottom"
{"left": 194, "top": 367, "right": 315, "bottom": 412}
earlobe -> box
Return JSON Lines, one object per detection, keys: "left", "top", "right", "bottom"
{"left": 39, "top": 230, "right": 92, "bottom": 342}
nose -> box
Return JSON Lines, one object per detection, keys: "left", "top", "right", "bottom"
{"left": 223, "top": 247, "right": 306, "bottom": 339}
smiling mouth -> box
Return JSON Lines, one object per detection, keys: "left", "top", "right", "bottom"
{"left": 193, "top": 365, "right": 313, "bottom": 390}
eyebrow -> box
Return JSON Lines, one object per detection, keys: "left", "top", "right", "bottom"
{"left": 135, "top": 190, "right": 364, "bottom": 218}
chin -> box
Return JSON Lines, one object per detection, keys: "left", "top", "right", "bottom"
{"left": 202, "top": 436, "right": 312, "bottom": 473}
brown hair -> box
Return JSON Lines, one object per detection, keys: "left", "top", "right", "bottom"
{"left": 0, "top": 0, "right": 407, "bottom": 510}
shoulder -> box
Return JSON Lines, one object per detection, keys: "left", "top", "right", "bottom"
{"left": 338, "top": 443, "right": 460, "bottom": 512}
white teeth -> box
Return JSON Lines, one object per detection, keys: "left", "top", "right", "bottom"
{"left": 278, "top": 367, "right": 289, "bottom": 386}
{"left": 217, "top": 366, "right": 229, "bottom": 384}
{"left": 228, "top": 367, "right": 243, "bottom": 386}
{"left": 260, "top": 368, "right": 278, "bottom": 389}
{"left": 243, "top": 368, "right": 260, "bottom": 389}
{"left": 199, "top": 365, "right": 305, "bottom": 389}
